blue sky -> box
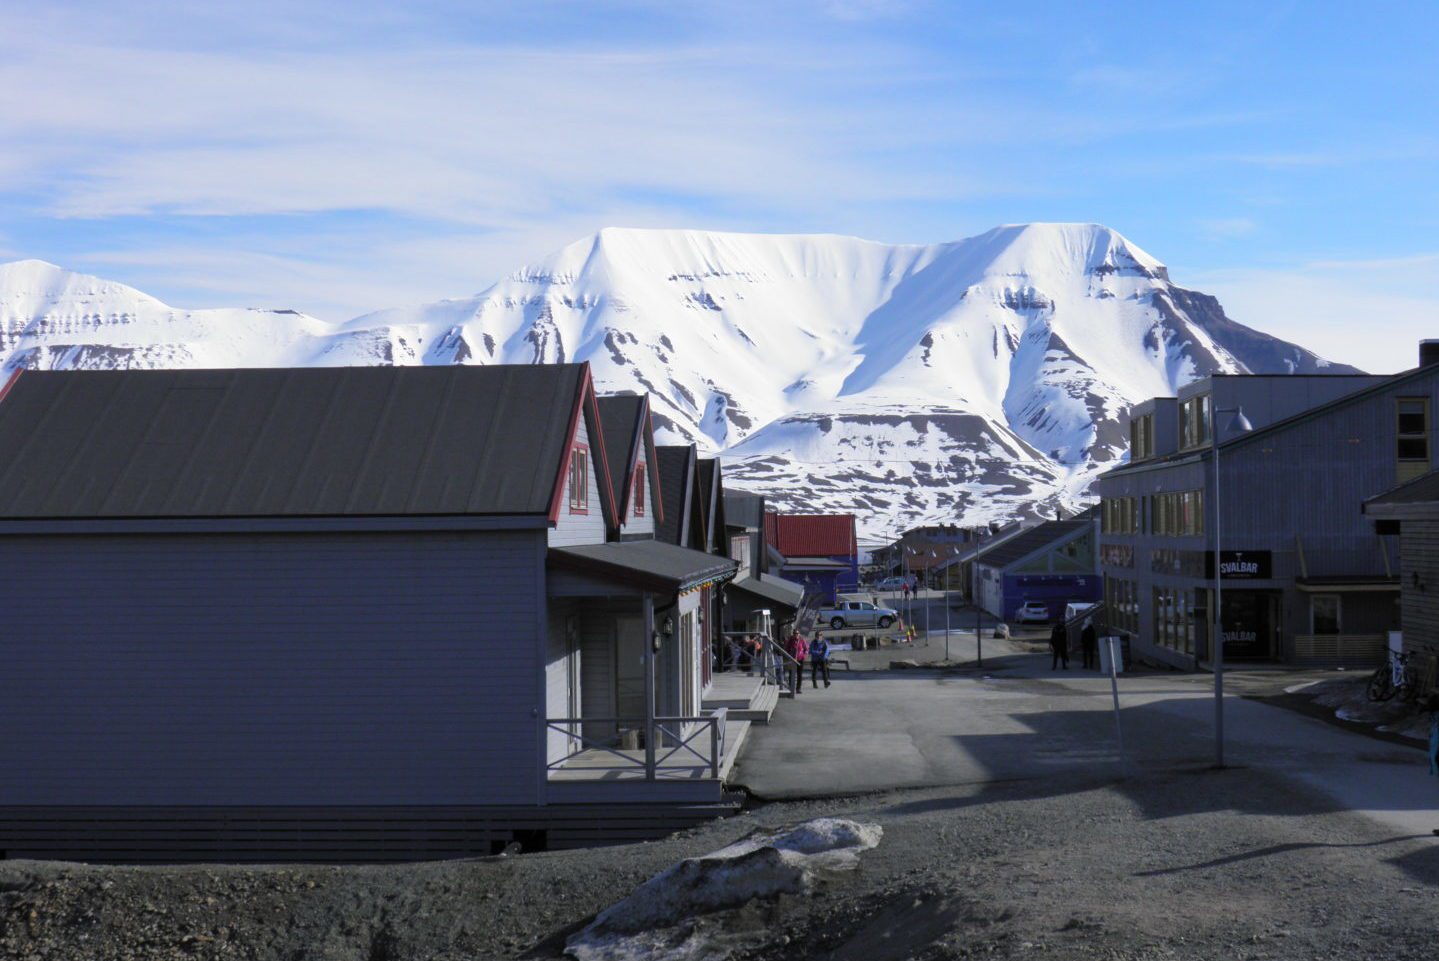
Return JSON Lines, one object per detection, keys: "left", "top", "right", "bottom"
{"left": 3, "top": 0, "right": 1436, "bottom": 371}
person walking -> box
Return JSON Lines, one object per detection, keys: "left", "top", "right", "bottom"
{"left": 784, "top": 630, "right": 809, "bottom": 694}
{"left": 1080, "top": 619, "right": 1098, "bottom": 670}
{"left": 1049, "top": 618, "right": 1069, "bottom": 671}
{"left": 809, "top": 631, "right": 832, "bottom": 689}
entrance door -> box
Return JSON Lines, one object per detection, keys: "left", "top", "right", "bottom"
{"left": 1221, "top": 591, "right": 1275, "bottom": 661}
{"left": 615, "top": 615, "right": 646, "bottom": 728}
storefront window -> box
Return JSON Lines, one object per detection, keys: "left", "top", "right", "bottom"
{"left": 1310, "top": 595, "right": 1341, "bottom": 635}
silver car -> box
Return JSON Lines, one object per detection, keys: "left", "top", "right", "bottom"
{"left": 820, "top": 600, "right": 899, "bottom": 630}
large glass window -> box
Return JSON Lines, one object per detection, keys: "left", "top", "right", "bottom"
{"left": 1151, "top": 491, "right": 1205, "bottom": 536}
{"left": 1310, "top": 595, "right": 1341, "bottom": 635}
{"left": 1105, "top": 577, "right": 1139, "bottom": 635}
{"left": 1180, "top": 395, "right": 1212, "bottom": 449}
{"left": 1397, "top": 397, "right": 1430, "bottom": 483}
{"left": 1130, "top": 414, "right": 1154, "bottom": 460}
{"left": 1153, "top": 586, "right": 1197, "bottom": 654}
{"left": 1103, "top": 496, "right": 1139, "bottom": 534}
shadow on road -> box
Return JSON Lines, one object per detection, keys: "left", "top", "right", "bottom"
{"left": 1133, "top": 835, "right": 1433, "bottom": 877}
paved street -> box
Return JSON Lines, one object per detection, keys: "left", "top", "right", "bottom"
{"left": 737, "top": 635, "right": 1439, "bottom": 840}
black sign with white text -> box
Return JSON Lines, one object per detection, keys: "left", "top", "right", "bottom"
{"left": 1205, "top": 550, "right": 1272, "bottom": 580}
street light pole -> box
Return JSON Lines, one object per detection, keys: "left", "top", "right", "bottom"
{"left": 973, "top": 528, "right": 985, "bottom": 668}
{"left": 945, "top": 547, "right": 955, "bottom": 661}
{"left": 1211, "top": 405, "right": 1252, "bottom": 769}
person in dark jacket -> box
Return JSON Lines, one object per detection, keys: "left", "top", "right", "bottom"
{"left": 809, "top": 631, "right": 832, "bottom": 689}
{"left": 1080, "top": 620, "right": 1098, "bottom": 670}
{"left": 1049, "top": 619, "right": 1069, "bottom": 670}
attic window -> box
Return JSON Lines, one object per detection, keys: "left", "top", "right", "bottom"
{"left": 633, "top": 462, "right": 645, "bottom": 517}
{"left": 569, "top": 445, "right": 589, "bottom": 514}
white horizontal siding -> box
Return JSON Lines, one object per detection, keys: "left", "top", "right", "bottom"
{"left": 550, "top": 416, "right": 608, "bottom": 547}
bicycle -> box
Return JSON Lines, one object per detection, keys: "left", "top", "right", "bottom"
{"left": 1366, "top": 649, "right": 1415, "bottom": 703}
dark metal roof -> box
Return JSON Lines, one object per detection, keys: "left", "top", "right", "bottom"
{"left": 596, "top": 394, "right": 644, "bottom": 516}
{"left": 548, "top": 540, "right": 738, "bottom": 592}
{"left": 723, "top": 489, "right": 765, "bottom": 529}
{"left": 696, "top": 458, "right": 724, "bottom": 549}
{"left": 0, "top": 365, "right": 586, "bottom": 519}
{"left": 729, "top": 573, "right": 804, "bottom": 611}
{"left": 655, "top": 444, "right": 695, "bottom": 545}
{"left": 974, "top": 518, "right": 1093, "bottom": 570}
{"left": 1364, "top": 468, "right": 1439, "bottom": 508}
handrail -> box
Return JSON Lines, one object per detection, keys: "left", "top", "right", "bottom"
{"left": 545, "top": 711, "right": 728, "bottom": 780}
{"left": 760, "top": 634, "right": 802, "bottom": 695}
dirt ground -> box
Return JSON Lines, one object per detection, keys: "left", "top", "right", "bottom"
{"left": 4, "top": 663, "right": 1437, "bottom": 961}
{"left": 4, "top": 764, "right": 1438, "bottom": 961}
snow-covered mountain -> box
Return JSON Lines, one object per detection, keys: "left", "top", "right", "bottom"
{"left": 0, "top": 225, "right": 1356, "bottom": 539}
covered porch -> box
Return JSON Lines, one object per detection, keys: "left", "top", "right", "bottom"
{"left": 543, "top": 540, "right": 740, "bottom": 801}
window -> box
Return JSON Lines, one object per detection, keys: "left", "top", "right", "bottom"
{"left": 568, "top": 445, "right": 589, "bottom": 513}
{"left": 730, "top": 534, "right": 751, "bottom": 569}
{"left": 1100, "top": 543, "right": 1134, "bottom": 568}
{"left": 1130, "top": 413, "right": 1154, "bottom": 460}
{"left": 1397, "top": 397, "right": 1430, "bottom": 483}
{"left": 632, "top": 462, "right": 645, "bottom": 516}
{"left": 1150, "top": 490, "right": 1204, "bottom": 536}
{"left": 1180, "top": 395, "right": 1212, "bottom": 449}
{"left": 1104, "top": 577, "right": 1139, "bottom": 635}
{"left": 1310, "top": 595, "right": 1341, "bottom": 635}
{"left": 1153, "top": 586, "right": 1196, "bottom": 654}
{"left": 1102, "top": 496, "right": 1139, "bottom": 534}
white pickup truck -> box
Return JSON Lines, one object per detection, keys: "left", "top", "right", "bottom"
{"left": 817, "top": 599, "right": 899, "bottom": 630}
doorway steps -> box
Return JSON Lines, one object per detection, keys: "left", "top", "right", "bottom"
{"left": 703, "top": 673, "right": 780, "bottom": 723}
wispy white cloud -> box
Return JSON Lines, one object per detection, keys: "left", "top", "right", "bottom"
{"left": 1187, "top": 253, "right": 1439, "bottom": 375}
{"left": 1196, "top": 216, "right": 1258, "bottom": 238}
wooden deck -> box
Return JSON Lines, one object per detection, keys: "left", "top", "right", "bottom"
{"left": 546, "top": 672, "right": 781, "bottom": 801}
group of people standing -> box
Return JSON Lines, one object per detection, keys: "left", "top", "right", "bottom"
{"left": 1049, "top": 618, "right": 1100, "bottom": 670}
{"left": 782, "top": 629, "right": 832, "bottom": 692}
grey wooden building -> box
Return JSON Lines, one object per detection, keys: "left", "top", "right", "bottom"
{"left": 1098, "top": 350, "right": 1439, "bottom": 670}
{"left": 1363, "top": 470, "right": 1439, "bottom": 694}
{"left": 0, "top": 363, "right": 739, "bottom": 861}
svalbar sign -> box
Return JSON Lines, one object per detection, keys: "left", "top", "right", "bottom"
{"left": 1206, "top": 550, "right": 1271, "bottom": 580}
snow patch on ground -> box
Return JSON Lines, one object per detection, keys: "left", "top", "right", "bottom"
{"left": 565, "top": 818, "right": 882, "bottom": 961}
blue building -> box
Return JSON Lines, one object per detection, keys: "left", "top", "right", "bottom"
{"left": 973, "top": 510, "right": 1100, "bottom": 622}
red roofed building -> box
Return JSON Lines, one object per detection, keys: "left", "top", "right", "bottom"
{"left": 764, "top": 512, "right": 859, "bottom": 600}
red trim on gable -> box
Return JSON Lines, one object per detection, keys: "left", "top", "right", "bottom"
{"left": 547, "top": 365, "right": 620, "bottom": 530}
{"left": 547, "top": 375, "right": 588, "bottom": 525}
{"left": 643, "top": 407, "right": 664, "bottom": 527}
{"left": 0, "top": 369, "right": 22, "bottom": 406}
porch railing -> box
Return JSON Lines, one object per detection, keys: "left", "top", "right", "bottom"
{"left": 544, "top": 708, "right": 728, "bottom": 780}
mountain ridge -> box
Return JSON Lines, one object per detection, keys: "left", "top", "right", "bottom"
{"left": 0, "top": 224, "right": 1358, "bottom": 538}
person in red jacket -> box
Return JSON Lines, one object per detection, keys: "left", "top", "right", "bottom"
{"left": 784, "top": 631, "right": 809, "bottom": 694}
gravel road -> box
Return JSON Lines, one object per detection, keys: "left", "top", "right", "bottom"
{"left": 4, "top": 660, "right": 1437, "bottom": 961}
{"left": 4, "top": 768, "right": 1437, "bottom": 960}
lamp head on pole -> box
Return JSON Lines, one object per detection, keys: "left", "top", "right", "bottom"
{"left": 1224, "top": 408, "right": 1253, "bottom": 435}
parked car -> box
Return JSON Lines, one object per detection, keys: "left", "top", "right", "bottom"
{"left": 874, "top": 576, "right": 909, "bottom": 591}
{"left": 1014, "top": 601, "right": 1051, "bottom": 624}
{"left": 817, "top": 600, "right": 899, "bottom": 630}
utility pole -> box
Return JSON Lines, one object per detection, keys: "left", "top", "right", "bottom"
{"left": 973, "top": 528, "right": 984, "bottom": 668}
